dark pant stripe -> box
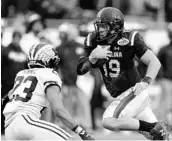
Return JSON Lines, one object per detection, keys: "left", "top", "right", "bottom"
{"left": 22, "top": 115, "right": 67, "bottom": 140}
{"left": 113, "top": 91, "right": 136, "bottom": 118}
{"left": 26, "top": 115, "right": 71, "bottom": 138}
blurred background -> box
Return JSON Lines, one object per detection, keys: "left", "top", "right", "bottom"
{"left": 1, "top": 0, "right": 172, "bottom": 140}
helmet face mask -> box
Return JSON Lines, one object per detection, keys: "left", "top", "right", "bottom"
{"left": 28, "top": 44, "right": 60, "bottom": 71}
{"left": 94, "top": 7, "right": 124, "bottom": 41}
{"left": 94, "top": 20, "right": 111, "bottom": 40}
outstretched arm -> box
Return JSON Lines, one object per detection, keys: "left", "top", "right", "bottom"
{"left": 46, "top": 85, "right": 94, "bottom": 140}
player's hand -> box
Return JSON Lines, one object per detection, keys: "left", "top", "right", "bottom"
{"left": 72, "top": 125, "right": 94, "bottom": 140}
{"left": 78, "top": 131, "right": 95, "bottom": 140}
{"left": 133, "top": 81, "right": 148, "bottom": 96}
{"left": 90, "top": 45, "right": 112, "bottom": 60}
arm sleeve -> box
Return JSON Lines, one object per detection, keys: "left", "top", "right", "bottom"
{"left": 40, "top": 69, "right": 62, "bottom": 93}
{"left": 133, "top": 32, "right": 148, "bottom": 59}
{"left": 77, "top": 33, "right": 96, "bottom": 75}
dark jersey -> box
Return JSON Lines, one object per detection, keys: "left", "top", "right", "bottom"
{"left": 77, "top": 30, "right": 148, "bottom": 97}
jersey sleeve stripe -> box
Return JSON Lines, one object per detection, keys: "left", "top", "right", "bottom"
{"left": 131, "top": 31, "right": 138, "bottom": 46}
{"left": 86, "top": 33, "right": 92, "bottom": 46}
{"left": 44, "top": 83, "right": 61, "bottom": 93}
{"left": 23, "top": 115, "right": 72, "bottom": 139}
{"left": 44, "top": 81, "right": 59, "bottom": 85}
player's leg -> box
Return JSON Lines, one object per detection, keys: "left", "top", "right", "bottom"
{"left": 102, "top": 87, "right": 169, "bottom": 140}
{"left": 136, "top": 106, "right": 158, "bottom": 123}
{"left": 5, "top": 116, "right": 29, "bottom": 140}
{"left": 23, "top": 115, "right": 73, "bottom": 140}
{"left": 135, "top": 106, "right": 158, "bottom": 140}
{"left": 136, "top": 106, "right": 169, "bottom": 140}
{"left": 5, "top": 115, "right": 73, "bottom": 140}
{"left": 102, "top": 88, "right": 157, "bottom": 132}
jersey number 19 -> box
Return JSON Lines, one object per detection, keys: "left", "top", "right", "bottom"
{"left": 103, "top": 59, "right": 120, "bottom": 77}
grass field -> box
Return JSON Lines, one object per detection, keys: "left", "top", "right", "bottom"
{"left": 2, "top": 130, "right": 172, "bottom": 140}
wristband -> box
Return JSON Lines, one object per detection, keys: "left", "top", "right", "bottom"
{"left": 72, "top": 125, "right": 83, "bottom": 134}
{"left": 142, "top": 76, "right": 152, "bottom": 84}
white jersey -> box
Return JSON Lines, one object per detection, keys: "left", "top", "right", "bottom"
{"left": 3, "top": 68, "right": 62, "bottom": 127}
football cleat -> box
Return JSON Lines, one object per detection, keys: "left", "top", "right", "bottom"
{"left": 139, "top": 131, "right": 154, "bottom": 140}
{"left": 149, "top": 121, "right": 169, "bottom": 140}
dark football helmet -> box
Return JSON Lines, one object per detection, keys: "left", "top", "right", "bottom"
{"left": 28, "top": 43, "right": 60, "bottom": 70}
{"left": 94, "top": 7, "right": 124, "bottom": 41}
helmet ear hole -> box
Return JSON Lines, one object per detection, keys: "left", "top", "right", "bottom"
{"left": 48, "top": 58, "right": 60, "bottom": 70}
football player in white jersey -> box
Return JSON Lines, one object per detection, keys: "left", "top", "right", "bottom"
{"left": 3, "top": 43, "right": 95, "bottom": 140}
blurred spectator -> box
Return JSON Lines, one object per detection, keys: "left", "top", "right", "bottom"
{"left": 164, "top": 0, "right": 172, "bottom": 22}
{"left": 157, "top": 23, "right": 172, "bottom": 131}
{"left": 90, "top": 69, "right": 105, "bottom": 130}
{"left": 1, "top": 0, "right": 17, "bottom": 17}
{"left": 20, "top": 13, "right": 46, "bottom": 54}
{"left": 1, "top": 31, "right": 27, "bottom": 134}
{"left": 144, "top": 0, "right": 161, "bottom": 21}
{"left": 78, "top": 0, "right": 97, "bottom": 10}
{"left": 56, "top": 22, "right": 91, "bottom": 129}
{"left": 29, "top": 0, "right": 79, "bottom": 19}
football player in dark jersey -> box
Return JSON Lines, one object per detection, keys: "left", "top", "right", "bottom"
{"left": 77, "top": 7, "right": 169, "bottom": 140}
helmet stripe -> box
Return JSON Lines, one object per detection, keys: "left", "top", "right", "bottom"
{"left": 29, "top": 44, "right": 36, "bottom": 59}
{"left": 131, "top": 31, "right": 138, "bottom": 46}
{"left": 33, "top": 43, "right": 47, "bottom": 58}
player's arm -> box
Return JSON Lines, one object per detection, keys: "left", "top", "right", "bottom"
{"left": 1, "top": 91, "right": 11, "bottom": 105}
{"left": 140, "top": 49, "right": 161, "bottom": 80}
{"left": 77, "top": 33, "right": 96, "bottom": 75}
{"left": 77, "top": 33, "right": 112, "bottom": 75}
{"left": 46, "top": 85, "right": 94, "bottom": 140}
{"left": 2, "top": 86, "right": 15, "bottom": 105}
{"left": 133, "top": 32, "right": 161, "bottom": 81}
{"left": 132, "top": 32, "right": 161, "bottom": 95}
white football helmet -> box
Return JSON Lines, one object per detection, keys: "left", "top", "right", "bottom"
{"left": 28, "top": 43, "right": 60, "bottom": 69}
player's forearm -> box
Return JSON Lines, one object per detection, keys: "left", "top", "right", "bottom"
{"left": 145, "top": 58, "right": 161, "bottom": 80}
{"left": 77, "top": 57, "right": 93, "bottom": 75}
{"left": 140, "top": 50, "right": 161, "bottom": 80}
{"left": 54, "top": 109, "right": 77, "bottom": 130}
{"left": 55, "top": 109, "right": 94, "bottom": 140}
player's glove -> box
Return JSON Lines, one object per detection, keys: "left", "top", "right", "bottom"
{"left": 133, "top": 76, "right": 152, "bottom": 96}
{"left": 72, "top": 125, "right": 94, "bottom": 140}
{"left": 89, "top": 45, "right": 112, "bottom": 64}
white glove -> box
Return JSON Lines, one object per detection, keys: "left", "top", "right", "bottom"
{"left": 89, "top": 45, "right": 112, "bottom": 64}
{"left": 133, "top": 82, "right": 148, "bottom": 96}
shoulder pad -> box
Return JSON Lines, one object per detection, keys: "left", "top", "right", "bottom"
{"left": 129, "top": 31, "right": 138, "bottom": 46}
{"left": 38, "top": 68, "right": 62, "bottom": 89}
{"left": 122, "top": 30, "right": 138, "bottom": 46}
